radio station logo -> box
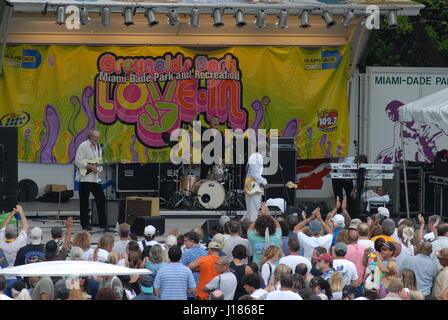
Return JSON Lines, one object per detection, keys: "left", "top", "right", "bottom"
{"left": 317, "top": 109, "right": 338, "bottom": 132}
{"left": 304, "top": 50, "right": 342, "bottom": 70}
{"left": 4, "top": 49, "right": 42, "bottom": 69}
{"left": 0, "top": 111, "right": 31, "bottom": 127}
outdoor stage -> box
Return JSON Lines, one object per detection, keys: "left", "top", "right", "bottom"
{"left": 17, "top": 199, "right": 232, "bottom": 245}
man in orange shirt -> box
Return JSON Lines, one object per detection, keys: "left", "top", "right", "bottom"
{"left": 188, "top": 241, "right": 222, "bottom": 300}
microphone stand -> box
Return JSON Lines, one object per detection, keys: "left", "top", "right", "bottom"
{"left": 279, "top": 164, "right": 290, "bottom": 215}
{"left": 101, "top": 144, "right": 110, "bottom": 229}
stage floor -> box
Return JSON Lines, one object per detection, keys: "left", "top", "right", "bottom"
{"left": 18, "top": 199, "right": 246, "bottom": 218}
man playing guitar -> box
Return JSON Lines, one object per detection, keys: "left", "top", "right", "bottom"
{"left": 242, "top": 141, "right": 268, "bottom": 222}
{"left": 74, "top": 128, "right": 107, "bottom": 231}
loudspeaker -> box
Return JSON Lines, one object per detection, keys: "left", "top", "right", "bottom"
{"left": 0, "top": 127, "right": 18, "bottom": 212}
{"left": 201, "top": 219, "right": 220, "bottom": 242}
{"left": 18, "top": 179, "right": 38, "bottom": 202}
{"left": 125, "top": 197, "right": 160, "bottom": 226}
{"left": 267, "top": 149, "right": 297, "bottom": 184}
{"left": 131, "top": 216, "right": 166, "bottom": 237}
{"left": 91, "top": 199, "right": 121, "bottom": 227}
{"left": 116, "top": 163, "right": 159, "bottom": 191}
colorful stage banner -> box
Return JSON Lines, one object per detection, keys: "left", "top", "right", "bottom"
{"left": 0, "top": 45, "right": 350, "bottom": 163}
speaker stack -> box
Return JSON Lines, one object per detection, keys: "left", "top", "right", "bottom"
{"left": 266, "top": 137, "right": 297, "bottom": 206}
{"left": 0, "top": 127, "right": 18, "bottom": 212}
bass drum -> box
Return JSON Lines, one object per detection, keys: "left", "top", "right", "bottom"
{"left": 196, "top": 180, "right": 226, "bottom": 209}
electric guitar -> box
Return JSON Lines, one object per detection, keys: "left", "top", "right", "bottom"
{"left": 78, "top": 158, "right": 133, "bottom": 176}
{"left": 78, "top": 158, "right": 103, "bottom": 176}
{"left": 244, "top": 177, "right": 297, "bottom": 195}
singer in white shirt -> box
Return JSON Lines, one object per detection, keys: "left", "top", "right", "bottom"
{"left": 243, "top": 142, "right": 268, "bottom": 222}
{"left": 74, "top": 128, "right": 107, "bottom": 231}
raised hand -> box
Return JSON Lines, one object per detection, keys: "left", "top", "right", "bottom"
{"left": 314, "top": 207, "right": 322, "bottom": 221}
{"left": 301, "top": 210, "right": 307, "bottom": 221}
{"left": 335, "top": 196, "right": 341, "bottom": 209}
{"left": 65, "top": 216, "right": 74, "bottom": 229}
{"left": 418, "top": 214, "right": 425, "bottom": 226}
{"left": 341, "top": 197, "right": 347, "bottom": 211}
{"left": 260, "top": 202, "right": 269, "bottom": 216}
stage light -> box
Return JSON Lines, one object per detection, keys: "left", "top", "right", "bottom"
{"left": 234, "top": 9, "right": 246, "bottom": 28}
{"left": 145, "top": 8, "right": 159, "bottom": 26}
{"left": 342, "top": 9, "right": 355, "bottom": 27}
{"left": 388, "top": 10, "right": 398, "bottom": 29}
{"left": 167, "top": 8, "right": 179, "bottom": 26}
{"left": 322, "top": 10, "right": 336, "bottom": 28}
{"left": 124, "top": 7, "right": 134, "bottom": 26}
{"left": 80, "top": 7, "right": 90, "bottom": 25}
{"left": 56, "top": 6, "right": 65, "bottom": 25}
{"left": 101, "top": 7, "right": 111, "bottom": 26}
{"left": 213, "top": 8, "right": 224, "bottom": 27}
{"left": 276, "top": 9, "right": 288, "bottom": 29}
{"left": 300, "top": 10, "right": 310, "bottom": 29}
{"left": 254, "top": 9, "right": 266, "bottom": 28}
{"left": 189, "top": 8, "right": 200, "bottom": 27}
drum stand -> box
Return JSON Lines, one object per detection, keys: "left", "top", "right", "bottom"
{"left": 173, "top": 163, "right": 195, "bottom": 209}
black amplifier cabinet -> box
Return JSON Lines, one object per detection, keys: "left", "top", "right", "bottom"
{"left": 115, "top": 163, "right": 159, "bottom": 192}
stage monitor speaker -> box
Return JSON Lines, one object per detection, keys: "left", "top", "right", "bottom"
{"left": 0, "top": 127, "right": 18, "bottom": 212}
{"left": 267, "top": 149, "right": 296, "bottom": 185}
{"left": 125, "top": 197, "right": 160, "bottom": 226}
{"left": 265, "top": 187, "right": 295, "bottom": 207}
{"left": 131, "top": 216, "right": 166, "bottom": 237}
{"left": 201, "top": 219, "right": 220, "bottom": 242}
{"left": 116, "top": 163, "right": 159, "bottom": 191}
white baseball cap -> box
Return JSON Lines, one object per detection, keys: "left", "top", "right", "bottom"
{"left": 332, "top": 214, "right": 345, "bottom": 228}
{"left": 378, "top": 207, "right": 390, "bottom": 218}
{"left": 30, "top": 227, "right": 43, "bottom": 245}
{"left": 144, "top": 225, "right": 156, "bottom": 236}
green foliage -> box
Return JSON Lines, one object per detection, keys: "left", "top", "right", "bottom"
{"left": 364, "top": 0, "right": 448, "bottom": 67}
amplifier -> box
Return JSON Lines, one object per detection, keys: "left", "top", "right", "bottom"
{"left": 434, "top": 158, "right": 448, "bottom": 178}
{"left": 125, "top": 197, "right": 160, "bottom": 226}
{"left": 270, "top": 137, "right": 296, "bottom": 150}
{"left": 91, "top": 199, "right": 121, "bottom": 227}
{"left": 116, "top": 163, "right": 159, "bottom": 191}
{"left": 131, "top": 216, "right": 166, "bottom": 237}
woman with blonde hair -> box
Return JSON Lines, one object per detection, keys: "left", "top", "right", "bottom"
{"left": 329, "top": 272, "right": 345, "bottom": 300}
{"left": 401, "top": 268, "right": 419, "bottom": 291}
{"left": 378, "top": 260, "right": 399, "bottom": 299}
{"left": 265, "top": 263, "right": 292, "bottom": 292}
{"left": 395, "top": 226, "right": 415, "bottom": 267}
{"left": 89, "top": 233, "right": 114, "bottom": 262}
{"left": 259, "top": 246, "right": 281, "bottom": 287}
{"left": 72, "top": 231, "right": 93, "bottom": 261}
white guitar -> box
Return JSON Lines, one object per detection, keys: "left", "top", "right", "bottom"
{"left": 244, "top": 177, "right": 297, "bottom": 196}
{"left": 78, "top": 158, "right": 103, "bottom": 176}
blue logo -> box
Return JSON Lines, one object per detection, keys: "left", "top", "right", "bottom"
{"left": 321, "top": 51, "right": 342, "bottom": 70}
{"left": 21, "top": 49, "right": 41, "bottom": 69}
{"left": 0, "top": 111, "right": 31, "bottom": 127}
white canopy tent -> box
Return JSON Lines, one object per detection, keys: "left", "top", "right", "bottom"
{"left": 399, "top": 87, "right": 448, "bottom": 218}
{"left": 0, "top": 260, "right": 152, "bottom": 277}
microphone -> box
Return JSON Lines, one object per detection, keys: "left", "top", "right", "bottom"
{"left": 279, "top": 164, "right": 283, "bottom": 171}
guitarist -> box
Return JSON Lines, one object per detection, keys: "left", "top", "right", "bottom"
{"left": 242, "top": 142, "right": 268, "bottom": 222}
{"left": 74, "top": 128, "right": 107, "bottom": 231}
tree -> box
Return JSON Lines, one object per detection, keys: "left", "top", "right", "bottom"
{"left": 364, "top": 0, "right": 448, "bottom": 67}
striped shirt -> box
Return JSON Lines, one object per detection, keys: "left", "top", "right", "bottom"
{"left": 154, "top": 262, "right": 196, "bottom": 300}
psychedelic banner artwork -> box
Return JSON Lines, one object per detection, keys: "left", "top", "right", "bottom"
{"left": 0, "top": 45, "right": 350, "bottom": 163}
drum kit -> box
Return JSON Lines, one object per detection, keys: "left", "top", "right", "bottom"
{"left": 160, "top": 162, "right": 246, "bottom": 210}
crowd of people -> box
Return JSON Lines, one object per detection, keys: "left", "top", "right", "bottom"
{"left": 1, "top": 199, "right": 448, "bottom": 301}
